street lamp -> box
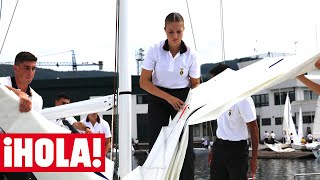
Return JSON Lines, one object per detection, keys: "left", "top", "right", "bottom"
{"left": 135, "top": 48, "right": 145, "bottom": 75}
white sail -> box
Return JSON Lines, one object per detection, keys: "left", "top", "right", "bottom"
{"left": 283, "top": 94, "right": 298, "bottom": 143}
{"left": 297, "top": 107, "right": 304, "bottom": 141}
{"left": 282, "top": 95, "right": 290, "bottom": 143}
{"left": 41, "top": 95, "right": 114, "bottom": 121}
{"left": 312, "top": 96, "right": 320, "bottom": 139}
{"left": 188, "top": 52, "right": 320, "bottom": 125}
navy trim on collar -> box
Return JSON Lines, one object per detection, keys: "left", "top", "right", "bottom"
{"left": 11, "top": 76, "right": 32, "bottom": 96}
{"left": 162, "top": 39, "right": 187, "bottom": 54}
{"left": 86, "top": 115, "right": 101, "bottom": 123}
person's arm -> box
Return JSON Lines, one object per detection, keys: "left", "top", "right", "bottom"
{"left": 190, "top": 77, "right": 200, "bottom": 89}
{"left": 297, "top": 74, "right": 320, "bottom": 95}
{"left": 139, "top": 69, "right": 184, "bottom": 110}
{"left": 5, "top": 85, "right": 32, "bottom": 112}
{"left": 105, "top": 137, "right": 111, "bottom": 154}
{"left": 208, "top": 148, "right": 213, "bottom": 166}
{"left": 72, "top": 122, "right": 92, "bottom": 134}
{"left": 247, "top": 120, "right": 259, "bottom": 175}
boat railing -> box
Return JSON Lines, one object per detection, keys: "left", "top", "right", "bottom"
{"left": 292, "top": 173, "right": 320, "bottom": 179}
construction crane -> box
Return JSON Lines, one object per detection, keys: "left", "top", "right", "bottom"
{"left": 0, "top": 50, "right": 103, "bottom": 71}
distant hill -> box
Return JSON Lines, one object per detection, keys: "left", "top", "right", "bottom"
{"left": 1, "top": 57, "right": 253, "bottom": 81}
{"left": 0, "top": 64, "right": 114, "bottom": 80}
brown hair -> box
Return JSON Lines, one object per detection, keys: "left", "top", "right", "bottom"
{"left": 14, "top": 51, "right": 37, "bottom": 65}
{"left": 165, "top": 12, "right": 184, "bottom": 27}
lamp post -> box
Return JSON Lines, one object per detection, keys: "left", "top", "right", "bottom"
{"left": 135, "top": 48, "right": 145, "bottom": 75}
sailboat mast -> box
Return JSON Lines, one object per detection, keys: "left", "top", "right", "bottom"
{"left": 118, "top": 0, "right": 132, "bottom": 178}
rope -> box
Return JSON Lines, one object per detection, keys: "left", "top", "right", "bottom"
{"left": 219, "top": 0, "right": 226, "bottom": 63}
{"left": 185, "top": 0, "right": 204, "bottom": 83}
{"left": 0, "top": 0, "right": 3, "bottom": 24}
{"left": 0, "top": 0, "right": 19, "bottom": 55}
{"left": 112, "top": 1, "right": 120, "bottom": 179}
{"left": 185, "top": 0, "right": 197, "bottom": 51}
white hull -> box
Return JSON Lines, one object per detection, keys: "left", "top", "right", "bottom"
{"left": 305, "top": 142, "right": 320, "bottom": 158}
{"left": 312, "top": 149, "right": 320, "bottom": 158}
{"left": 291, "top": 143, "right": 307, "bottom": 150}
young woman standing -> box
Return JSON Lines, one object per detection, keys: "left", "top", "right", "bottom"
{"left": 140, "top": 12, "right": 200, "bottom": 180}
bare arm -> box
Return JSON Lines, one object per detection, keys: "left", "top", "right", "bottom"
{"left": 5, "top": 85, "right": 32, "bottom": 112}
{"left": 247, "top": 120, "right": 259, "bottom": 174}
{"left": 72, "top": 122, "right": 92, "bottom": 134}
{"left": 139, "top": 69, "right": 184, "bottom": 110}
{"left": 105, "top": 137, "right": 111, "bottom": 154}
{"left": 297, "top": 75, "right": 320, "bottom": 95}
{"left": 190, "top": 77, "right": 200, "bottom": 89}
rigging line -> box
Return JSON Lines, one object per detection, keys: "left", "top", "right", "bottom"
{"left": 0, "top": 0, "right": 19, "bottom": 55}
{"left": 185, "top": 0, "right": 197, "bottom": 51}
{"left": 0, "top": 0, "right": 3, "bottom": 24}
{"left": 111, "top": 0, "right": 120, "bottom": 177}
{"left": 219, "top": 0, "right": 226, "bottom": 63}
{"left": 38, "top": 50, "right": 72, "bottom": 57}
{"left": 185, "top": 0, "right": 204, "bottom": 83}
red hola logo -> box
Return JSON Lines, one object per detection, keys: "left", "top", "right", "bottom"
{"left": 0, "top": 134, "right": 105, "bottom": 172}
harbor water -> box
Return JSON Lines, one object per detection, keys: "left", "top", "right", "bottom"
{"left": 132, "top": 149, "right": 320, "bottom": 180}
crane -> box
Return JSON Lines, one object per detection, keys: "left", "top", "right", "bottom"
{"left": 0, "top": 50, "right": 103, "bottom": 71}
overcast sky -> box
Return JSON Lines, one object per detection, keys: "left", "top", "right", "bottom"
{"left": 0, "top": 0, "right": 319, "bottom": 74}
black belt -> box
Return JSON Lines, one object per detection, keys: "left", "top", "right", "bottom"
{"left": 157, "top": 86, "right": 189, "bottom": 92}
{"left": 215, "top": 138, "right": 247, "bottom": 145}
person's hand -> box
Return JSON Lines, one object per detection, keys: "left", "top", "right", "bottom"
{"left": 166, "top": 95, "right": 184, "bottom": 111}
{"left": 249, "top": 158, "right": 258, "bottom": 177}
{"left": 85, "top": 128, "right": 93, "bottom": 134}
{"left": 6, "top": 86, "right": 32, "bottom": 112}
{"left": 208, "top": 149, "right": 213, "bottom": 166}
{"left": 315, "top": 58, "right": 320, "bottom": 70}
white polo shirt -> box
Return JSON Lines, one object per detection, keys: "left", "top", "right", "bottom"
{"left": 141, "top": 40, "right": 200, "bottom": 89}
{"left": 271, "top": 132, "right": 275, "bottom": 138}
{"left": 0, "top": 76, "right": 43, "bottom": 112}
{"left": 50, "top": 117, "right": 77, "bottom": 130}
{"left": 81, "top": 117, "right": 112, "bottom": 138}
{"left": 216, "top": 97, "right": 256, "bottom": 141}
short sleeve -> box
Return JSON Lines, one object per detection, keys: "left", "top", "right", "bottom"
{"left": 104, "top": 121, "right": 112, "bottom": 138}
{"left": 238, "top": 97, "right": 256, "bottom": 123}
{"left": 141, "top": 46, "right": 156, "bottom": 71}
{"left": 188, "top": 51, "right": 201, "bottom": 79}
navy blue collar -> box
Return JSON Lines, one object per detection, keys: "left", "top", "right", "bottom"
{"left": 11, "top": 76, "right": 32, "bottom": 96}
{"left": 162, "top": 39, "right": 187, "bottom": 54}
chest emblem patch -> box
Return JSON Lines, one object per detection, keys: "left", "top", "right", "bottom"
{"left": 180, "top": 68, "right": 184, "bottom": 75}
{"left": 228, "top": 110, "right": 232, "bottom": 116}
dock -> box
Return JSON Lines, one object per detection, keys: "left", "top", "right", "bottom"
{"left": 250, "top": 150, "right": 315, "bottom": 159}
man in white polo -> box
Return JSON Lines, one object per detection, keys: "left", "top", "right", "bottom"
{"left": 208, "top": 63, "right": 259, "bottom": 180}
{"left": 51, "top": 93, "right": 92, "bottom": 134}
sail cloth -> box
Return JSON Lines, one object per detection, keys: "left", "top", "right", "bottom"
{"left": 124, "top": 52, "right": 320, "bottom": 179}
{"left": 283, "top": 94, "right": 298, "bottom": 143}
{"left": 297, "top": 107, "right": 304, "bottom": 142}
{"left": 0, "top": 85, "right": 114, "bottom": 180}
{"left": 41, "top": 95, "right": 114, "bottom": 121}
